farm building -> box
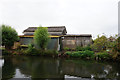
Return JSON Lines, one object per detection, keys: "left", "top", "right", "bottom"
{"left": 19, "top": 26, "right": 66, "bottom": 51}
{"left": 61, "top": 34, "right": 92, "bottom": 49}
{"left": 19, "top": 26, "right": 92, "bottom": 51}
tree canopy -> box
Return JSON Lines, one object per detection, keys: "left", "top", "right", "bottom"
{"left": 1, "top": 25, "right": 19, "bottom": 49}
{"left": 90, "top": 35, "right": 108, "bottom": 52}
{"left": 34, "top": 26, "right": 50, "bottom": 50}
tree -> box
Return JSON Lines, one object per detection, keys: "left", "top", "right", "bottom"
{"left": 1, "top": 25, "right": 19, "bottom": 50}
{"left": 90, "top": 35, "right": 108, "bottom": 52}
{"left": 34, "top": 26, "right": 50, "bottom": 50}
{"left": 111, "top": 37, "right": 120, "bottom": 59}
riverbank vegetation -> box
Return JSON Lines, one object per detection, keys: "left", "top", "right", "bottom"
{"left": 64, "top": 35, "right": 120, "bottom": 61}
{"left": 1, "top": 24, "right": 120, "bottom": 61}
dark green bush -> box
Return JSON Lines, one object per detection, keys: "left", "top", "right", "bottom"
{"left": 96, "top": 52, "right": 112, "bottom": 60}
{"left": 65, "top": 50, "right": 94, "bottom": 59}
{"left": 81, "top": 50, "right": 94, "bottom": 58}
{"left": 25, "top": 45, "right": 59, "bottom": 56}
{"left": 25, "top": 44, "right": 39, "bottom": 55}
{"left": 64, "top": 47, "right": 70, "bottom": 51}
{"left": 43, "top": 50, "right": 59, "bottom": 56}
{"left": 2, "top": 49, "right": 11, "bottom": 55}
{"left": 76, "top": 46, "right": 92, "bottom": 51}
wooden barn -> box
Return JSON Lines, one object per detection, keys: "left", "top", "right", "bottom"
{"left": 19, "top": 26, "right": 67, "bottom": 51}
{"left": 61, "top": 34, "right": 92, "bottom": 49}
{"left": 18, "top": 26, "right": 92, "bottom": 51}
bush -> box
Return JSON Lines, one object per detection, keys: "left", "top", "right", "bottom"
{"left": 76, "top": 46, "right": 92, "bottom": 51}
{"left": 2, "top": 49, "right": 11, "bottom": 55}
{"left": 64, "top": 47, "right": 70, "bottom": 51}
{"left": 25, "top": 44, "right": 39, "bottom": 55}
{"left": 81, "top": 50, "right": 94, "bottom": 58}
{"left": 76, "top": 46, "right": 84, "bottom": 51}
{"left": 65, "top": 50, "right": 94, "bottom": 59}
{"left": 95, "top": 52, "right": 112, "bottom": 60}
{"left": 43, "top": 50, "right": 59, "bottom": 56}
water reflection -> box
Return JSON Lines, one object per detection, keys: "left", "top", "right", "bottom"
{"left": 2, "top": 56, "right": 120, "bottom": 80}
{"left": 0, "top": 59, "right": 4, "bottom": 80}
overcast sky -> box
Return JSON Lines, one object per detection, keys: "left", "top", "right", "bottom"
{"left": 0, "top": 0, "right": 119, "bottom": 39}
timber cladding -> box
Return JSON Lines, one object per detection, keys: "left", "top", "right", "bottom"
{"left": 62, "top": 35, "right": 92, "bottom": 49}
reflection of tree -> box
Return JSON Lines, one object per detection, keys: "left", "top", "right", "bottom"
{"left": 2, "top": 56, "right": 15, "bottom": 80}
{"left": 30, "top": 57, "right": 64, "bottom": 78}
{"left": 2, "top": 56, "right": 120, "bottom": 79}
{"left": 61, "top": 59, "right": 120, "bottom": 79}
{"left": 12, "top": 56, "right": 64, "bottom": 79}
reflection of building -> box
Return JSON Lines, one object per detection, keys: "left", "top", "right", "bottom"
{"left": 19, "top": 26, "right": 92, "bottom": 51}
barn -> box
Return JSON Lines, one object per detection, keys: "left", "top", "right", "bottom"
{"left": 19, "top": 26, "right": 67, "bottom": 51}
{"left": 18, "top": 26, "right": 92, "bottom": 51}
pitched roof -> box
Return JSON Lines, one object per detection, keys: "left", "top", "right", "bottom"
{"left": 61, "top": 34, "right": 92, "bottom": 37}
{"left": 23, "top": 26, "right": 67, "bottom": 35}
{"left": 23, "top": 26, "right": 66, "bottom": 32}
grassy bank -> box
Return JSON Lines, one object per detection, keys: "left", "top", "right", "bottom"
{"left": 2, "top": 45, "right": 118, "bottom": 61}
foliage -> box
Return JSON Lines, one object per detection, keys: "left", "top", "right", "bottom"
{"left": 65, "top": 50, "right": 94, "bottom": 59}
{"left": 106, "top": 36, "right": 116, "bottom": 49}
{"left": 111, "top": 37, "right": 120, "bottom": 59}
{"left": 34, "top": 26, "right": 50, "bottom": 50}
{"left": 43, "top": 50, "right": 59, "bottom": 56}
{"left": 2, "top": 49, "right": 11, "bottom": 55}
{"left": 22, "top": 44, "right": 58, "bottom": 56}
{"left": 1, "top": 24, "right": 19, "bottom": 49}
{"left": 63, "top": 47, "right": 70, "bottom": 51}
{"left": 25, "top": 44, "right": 38, "bottom": 55}
{"left": 90, "top": 35, "right": 108, "bottom": 52}
{"left": 76, "top": 46, "right": 91, "bottom": 51}
{"left": 95, "top": 51, "right": 112, "bottom": 60}
{"left": 115, "top": 37, "right": 120, "bottom": 52}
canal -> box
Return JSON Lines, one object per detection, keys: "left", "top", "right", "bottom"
{"left": 1, "top": 56, "right": 120, "bottom": 80}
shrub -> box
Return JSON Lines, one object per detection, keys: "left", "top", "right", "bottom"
{"left": 76, "top": 46, "right": 92, "bottom": 51}
{"left": 64, "top": 47, "right": 70, "bottom": 51}
{"left": 81, "top": 50, "right": 94, "bottom": 58}
{"left": 25, "top": 44, "right": 38, "bottom": 55}
{"left": 43, "top": 50, "right": 59, "bottom": 56}
{"left": 2, "top": 49, "right": 11, "bottom": 55}
{"left": 76, "top": 46, "right": 84, "bottom": 51}
{"left": 95, "top": 52, "right": 112, "bottom": 60}
{"left": 65, "top": 50, "right": 94, "bottom": 59}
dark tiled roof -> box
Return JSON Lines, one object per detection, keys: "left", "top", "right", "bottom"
{"left": 23, "top": 26, "right": 67, "bottom": 32}
{"left": 61, "top": 34, "right": 92, "bottom": 37}
{"left": 23, "top": 26, "right": 67, "bottom": 36}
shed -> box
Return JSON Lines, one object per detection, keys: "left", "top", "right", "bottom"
{"left": 61, "top": 34, "right": 92, "bottom": 49}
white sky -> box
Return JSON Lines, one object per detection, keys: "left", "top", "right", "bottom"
{"left": 0, "top": 0, "right": 120, "bottom": 39}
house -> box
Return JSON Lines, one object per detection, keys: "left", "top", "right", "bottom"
{"left": 18, "top": 26, "right": 92, "bottom": 51}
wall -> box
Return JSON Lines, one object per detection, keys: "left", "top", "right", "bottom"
{"left": 19, "top": 37, "right": 60, "bottom": 50}
{"left": 62, "top": 36, "right": 92, "bottom": 49}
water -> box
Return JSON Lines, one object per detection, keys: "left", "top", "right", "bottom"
{"left": 1, "top": 56, "right": 120, "bottom": 80}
